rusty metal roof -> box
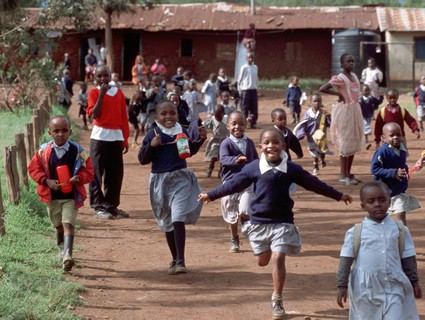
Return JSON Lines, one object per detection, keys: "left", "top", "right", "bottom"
{"left": 377, "top": 7, "right": 425, "bottom": 32}
{"left": 113, "top": 4, "right": 379, "bottom": 31}
{"left": 26, "top": 3, "right": 379, "bottom": 32}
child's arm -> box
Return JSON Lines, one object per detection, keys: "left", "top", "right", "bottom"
{"left": 373, "top": 112, "right": 384, "bottom": 148}
{"left": 336, "top": 256, "right": 355, "bottom": 308}
{"left": 138, "top": 130, "right": 157, "bottom": 165}
{"left": 404, "top": 110, "right": 421, "bottom": 139}
{"left": 188, "top": 127, "right": 207, "bottom": 156}
{"left": 72, "top": 156, "right": 94, "bottom": 185}
{"left": 319, "top": 82, "right": 344, "bottom": 103}
{"left": 370, "top": 149, "right": 399, "bottom": 180}
{"left": 401, "top": 256, "right": 422, "bottom": 299}
{"left": 219, "top": 140, "right": 246, "bottom": 168}
{"left": 287, "top": 130, "right": 303, "bottom": 159}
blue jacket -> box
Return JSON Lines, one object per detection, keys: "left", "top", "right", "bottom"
{"left": 208, "top": 159, "right": 342, "bottom": 224}
{"left": 371, "top": 143, "right": 408, "bottom": 196}
{"left": 286, "top": 85, "right": 302, "bottom": 105}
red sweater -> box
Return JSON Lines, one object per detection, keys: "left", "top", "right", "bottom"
{"left": 87, "top": 88, "right": 130, "bottom": 148}
{"left": 374, "top": 104, "right": 419, "bottom": 143}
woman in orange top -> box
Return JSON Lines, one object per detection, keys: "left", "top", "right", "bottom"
{"left": 131, "top": 55, "right": 148, "bottom": 89}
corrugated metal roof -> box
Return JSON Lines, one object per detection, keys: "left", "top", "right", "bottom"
{"left": 26, "top": 3, "right": 379, "bottom": 32}
{"left": 113, "top": 4, "right": 378, "bottom": 31}
{"left": 377, "top": 7, "right": 425, "bottom": 31}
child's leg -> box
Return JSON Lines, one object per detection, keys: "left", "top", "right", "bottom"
{"left": 271, "top": 252, "right": 286, "bottom": 319}
{"left": 320, "top": 154, "right": 326, "bottom": 167}
{"left": 173, "top": 221, "right": 187, "bottom": 272}
{"left": 62, "top": 222, "right": 74, "bottom": 272}
{"left": 206, "top": 157, "right": 217, "bottom": 177}
{"left": 56, "top": 225, "right": 64, "bottom": 257}
{"left": 312, "top": 157, "right": 319, "bottom": 175}
{"left": 397, "top": 212, "right": 407, "bottom": 226}
{"left": 339, "top": 156, "right": 347, "bottom": 179}
{"left": 165, "top": 230, "right": 177, "bottom": 273}
{"left": 229, "top": 222, "right": 240, "bottom": 253}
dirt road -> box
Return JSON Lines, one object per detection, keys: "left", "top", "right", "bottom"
{"left": 68, "top": 86, "right": 425, "bottom": 320}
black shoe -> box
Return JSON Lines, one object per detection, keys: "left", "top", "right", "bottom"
{"left": 107, "top": 207, "right": 130, "bottom": 218}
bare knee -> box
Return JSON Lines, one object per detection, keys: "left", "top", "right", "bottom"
{"left": 257, "top": 251, "right": 272, "bottom": 266}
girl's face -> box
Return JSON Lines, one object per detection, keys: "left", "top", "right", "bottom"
{"left": 272, "top": 111, "right": 287, "bottom": 131}
{"left": 311, "top": 95, "right": 323, "bottom": 111}
{"left": 227, "top": 113, "right": 246, "bottom": 139}
{"left": 341, "top": 55, "right": 355, "bottom": 72}
{"left": 95, "top": 67, "right": 110, "bottom": 85}
{"left": 361, "top": 186, "right": 390, "bottom": 222}
{"left": 259, "top": 130, "right": 285, "bottom": 163}
{"left": 219, "top": 69, "right": 225, "bottom": 77}
{"left": 156, "top": 103, "right": 178, "bottom": 128}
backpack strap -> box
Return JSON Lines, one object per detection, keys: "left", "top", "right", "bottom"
{"left": 395, "top": 220, "right": 406, "bottom": 256}
{"left": 380, "top": 106, "right": 406, "bottom": 120}
{"left": 353, "top": 223, "right": 362, "bottom": 259}
{"left": 353, "top": 220, "right": 405, "bottom": 260}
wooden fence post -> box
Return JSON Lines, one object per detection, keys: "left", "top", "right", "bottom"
{"left": 3, "top": 146, "right": 20, "bottom": 204}
{"left": 24, "top": 123, "right": 34, "bottom": 164}
{"left": 15, "top": 133, "right": 29, "bottom": 189}
{"left": 32, "top": 113, "right": 40, "bottom": 152}
{"left": 0, "top": 180, "right": 5, "bottom": 236}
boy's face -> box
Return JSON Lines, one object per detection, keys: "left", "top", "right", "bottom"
{"left": 95, "top": 66, "right": 110, "bottom": 85}
{"left": 382, "top": 123, "right": 402, "bottom": 148}
{"left": 49, "top": 118, "right": 71, "bottom": 146}
{"left": 361, "top": 85, "right": 370, "bottom": 96}
{"left": 219, "top": 69, "right": 225, "bottom": 77}
{"left": 247, "top": 54, "right": 254, "bottom": 64}
{"left": 360, "top": 186, "right": 390, "bottom": 222}
{"left": 259, "top": 130, "right": 285, "bottom": 163}
{"left": 272, "top": 111, "right": 287, "bottom": 131}
{"left": 111, "top": 73, "right": 119, "bottom": 82}
{"left": 81, "top": 84, "right": 87, "bottom": 92}
{"left": 221, "top": 92, "right": 230, "bottom": 103}
{"left": 311, "top": 95, "right": 322, "bottom": 111}
{"left": 368, "top": 59, "right": 376, "bottom": 69}
{"left": 227, "top": 113, "right": 246, "bottom": 139}
{"left": 291, "top": 77, "right": 299, "bottom": 86}
{"left": 386, "top": 91, "right": 399, "bottom": 106}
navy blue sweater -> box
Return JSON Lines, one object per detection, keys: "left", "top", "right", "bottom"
{"left": 359, "top": 95, "right": 383, "bottom": 120}
{"left": 219, "top": 137, "right": 259, "bottom": 182}
{"left": 371, "top": 143, "right": 408, "bottom": 196}
{"left": 286, "top": 85, "right": 302, "bottom": 105}
{"left": 139, "top": 125, "right": 204, "bottom": 173}
{"left": 208, "top": 160, "right": 343, "bottom": 224}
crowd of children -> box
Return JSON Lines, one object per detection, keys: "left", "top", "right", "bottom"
{"left": 31, "top": 52, "right": 425, "bottom": 319}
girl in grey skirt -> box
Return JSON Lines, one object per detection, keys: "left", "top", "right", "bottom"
{"left": 139, "top": 100, "right": 207, "bottom": 275}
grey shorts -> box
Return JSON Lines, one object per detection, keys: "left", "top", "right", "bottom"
{"left": 242, "top": 221, "right": 302, "bottom": 256}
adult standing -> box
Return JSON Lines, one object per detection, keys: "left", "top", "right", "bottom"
{"left": 238, "top": 52, "right": 259, "bottom": 129}
{"left": 84, "top": 48, "right": 97, "bottom": 83}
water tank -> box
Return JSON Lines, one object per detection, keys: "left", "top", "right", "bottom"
{"left": 332, "top": 29, "right": 381, "bottom": 78}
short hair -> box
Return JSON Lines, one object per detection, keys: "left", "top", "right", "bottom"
{"left": 271, "top": 108, "right": 286, "bottom": 119}
{"left": 340, "top": 53, "right": 352, "bottom": 65}
{"left": 259, "top": 128, "right": 285, "bottom": 144}
{"left": 386, "top": 88, "right": 399, "bottom": 96}
{"left": 215, "top": 104, "right": 225, "bottom": 116}
{"left": 359, "top": 181, "right": 390, "bottom": 202}
{"left": 49, "top": 115, "right": 71, "bottom": 128}
{"left": 155, "top": 100, "right": 176, "bottom": 113}
{"left": 227, "top": 110, "right": 246, "bottom": 122}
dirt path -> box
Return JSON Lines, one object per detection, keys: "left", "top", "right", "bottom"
{"left": 68, "top": 86, "right": 425, "bottom": 320}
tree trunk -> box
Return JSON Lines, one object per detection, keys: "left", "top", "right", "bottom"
{"left": 105, "top": 10, "right": 114, "bottom": 71}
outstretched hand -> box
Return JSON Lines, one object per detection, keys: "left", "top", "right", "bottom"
{"left": 198, "top": 193, "right": 211, "bottom": 203}
{"left": 340, "top": 193, "right": 353, "bottom": 205}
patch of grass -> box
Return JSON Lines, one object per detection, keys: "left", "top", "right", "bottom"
{"left": 259, "top": 77, "right": 327, "bottom": 93}
{"left": 0, "top": 103, "right": 83, "bottom": 319}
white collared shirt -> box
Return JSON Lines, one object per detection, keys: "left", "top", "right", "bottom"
{"left": 259, "top": 151, "right": 288, "bottom": 175}
{"left": 52, "top": 141, "right": 70, "bottom": 160}
{"left": 229, "top": 134, "right": 248, "bottom": 154}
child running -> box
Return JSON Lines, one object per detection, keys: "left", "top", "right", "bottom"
{"left": 218, "top": 90, "right": 236, "bottom": 124}
{"left": 199, "top": 128, "right": 352, "bottom": 320}
{"left": 371, "top": 122, "right": 420, "bottom": 225}
{"left": 271, "top": 108, "right": 303, "bottom": 161}
{"left": 319, "top": 53, "right": 364, "bottom": 185}
{"left": 202, "top": 105, "right": 229, "bottom": 178}
{"left": 76, "top": 82, "right": 89, "bottom": 130}
{"left": 413, "top": 75, "right": 425, "bottom": 132}
{"left": 139, "top": 100, "right": 207, "bottom": 275}
{"left": 219, "top": 111, "right": 258, "bottom": 253}
{"left": 374, "top": 88, "right": 420, "bottom": 149}
{"left": 201, "top": 73, "right": 218, "bottom": 117}
{"left": 294, "top": 94, "right": 332, "bottom": 176}
{"left": 359, "top": 84, "right": 383, "bottom": 149}
{"left": 337, "top": 181, "right": 422, "bottom": 319}
{"left": 28, "top": 115, "right": 94, "bottom": 272}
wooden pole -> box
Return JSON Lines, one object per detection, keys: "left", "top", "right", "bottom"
{"left": 0, "top": 179, "right": 5, "bottom": 236}
{"left": 3, "top": 146, "right": 20, "bottom": 204}
{"left": 15, "top": 133, "right": 29, "bottom": 189}
{"left": 32, "top": 114, "right": 40, "bottom": 152}
{"left": 24, "top": 123, "right": 34, "bottom": 164}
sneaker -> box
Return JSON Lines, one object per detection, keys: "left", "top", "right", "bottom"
{"left": 63, "top": 257, "right": 74, "bottom": 272}
{"left": 271, "top": 299, "right": 286, "bottom": 319}
{"left": 175, "top": 263, "right": 187, "bottom": 274}
{"left": 168, "top": 261, "right": 177, "bottom": 275}
{"left": 108, "top": 207, "right": 130, "bottom": 218}
{"left": 94, "top": 210, "right": 114, "bottom": 219}
{"left": 349, "top": 175, "right": 362, "bottom": 184}
{"left": 338, "top": 177, "right": 358, "bottom": 186}
{"left": 229, "top": 238, "right": 240, "bottom": 253}
{"left": 312, "top": 167, "right": 319, "bottom": 176}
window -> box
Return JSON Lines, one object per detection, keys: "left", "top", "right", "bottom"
{"left": 415, "top": 37, "right": 425, "bottom": 60}
{"left": 284, "top": 42, "right": 302, "bottom": 62}
{"left": 181, "top": 39, "right": 193, "bottom": 57}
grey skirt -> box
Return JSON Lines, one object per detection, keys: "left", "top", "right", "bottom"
{"left": 149, "top": 168, "right": 203, "bottom": 232}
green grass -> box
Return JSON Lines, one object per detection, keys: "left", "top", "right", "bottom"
{"left": 0, "top": 103, "right": 83, "bottom": 320}
{"left": 259, "top": 77, "right": 326, "bottom": 93}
